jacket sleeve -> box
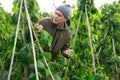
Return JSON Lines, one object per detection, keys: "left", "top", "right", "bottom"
{"left": 39, "top": 18, "right": 49, "bottom": 31}
{"left": 39, "top": 17, "right": 53, "bottom": 34}
{"left": 61, "top": 29, "right": 71, "bottom": 53}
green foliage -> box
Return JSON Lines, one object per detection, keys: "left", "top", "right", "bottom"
{"left": 0, "top": 0, "right": 120, "bottom": 80}
{"left": 38, "top": 30, "right": 53, "bottom": 49}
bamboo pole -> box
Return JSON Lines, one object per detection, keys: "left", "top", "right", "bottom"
{"left": 30, "top": 21, "right": 55, "bottom": 80}
{"left": 24, "top": 0, "right": 39, "bottom": 80}
{"left": 24, "top": 0, "right": 55, "bottom": 79}
{"left": 73, "top": 11, "right": 82, "bottom": 45}
{"left": 7, "top": 0, "right": 23, "bottom": 80}
{"left": 111, "top": 26, "right": 119, "bottom": 80}
{"left": 85, "top": 5, "right": 96, "bottom": 75}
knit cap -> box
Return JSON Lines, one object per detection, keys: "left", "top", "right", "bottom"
{"left": 56, "top": 4, "right": 71, "bottom": 19}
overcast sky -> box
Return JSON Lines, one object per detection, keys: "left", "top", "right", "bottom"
{"left": 0, "top": 0, "right": 119, "bottom": 13}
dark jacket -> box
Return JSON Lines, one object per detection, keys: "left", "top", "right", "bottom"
{"left": 39, "top": 17, "right": 71, "bottom": 55}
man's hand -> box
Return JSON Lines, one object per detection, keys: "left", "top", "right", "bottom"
{"left": 34, "top": 23, "right": 43, "bottom": 32}
{"left": 63, "top": 49, "right": 74, "bottom": 58}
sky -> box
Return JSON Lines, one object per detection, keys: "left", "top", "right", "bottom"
{"left": 0, "top": 0, "right": 119, "bottom": 13}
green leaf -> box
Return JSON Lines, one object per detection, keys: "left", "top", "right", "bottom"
{"left": 12, "top": 7, "right": 19, "bottom": 13}
{"left": 29, "top": 73, "right": 36, "bottom": 80}
{"left": 40, "top": 30, "right": 53, "bottom": 48}
{"left": 85, "top": 75, "right": 94, "bottom": 80}
{"left": 45, "top": 69, "right": 50, "bottom": 77}
{"left": 95, "top": 74, "right": 104, "bottom": 80}
{"left": 37, "top": 60, "right": 45, "bottom": 69}
{"left": 44, "top": 52, "right": 52, "bottom": 60}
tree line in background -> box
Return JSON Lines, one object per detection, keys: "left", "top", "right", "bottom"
{"left": 0, "top": 0, "right": 120, "bottom": 80}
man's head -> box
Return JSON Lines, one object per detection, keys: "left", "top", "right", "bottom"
{"left": 53, "top": 4, "right": 71, "bottom": 26}
{"left": 56, "top": 4, "right": 71, "bottom": 19}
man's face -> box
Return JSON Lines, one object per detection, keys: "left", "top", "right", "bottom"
{"left": 53, "top": 10, "right": 67, "bottom": 26}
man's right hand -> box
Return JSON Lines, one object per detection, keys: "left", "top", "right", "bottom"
{"left": 34, "top": 23, "right": 43, "bottom": 32}
{"left": 63, "top": 49, "right": 74, "bottom": 58}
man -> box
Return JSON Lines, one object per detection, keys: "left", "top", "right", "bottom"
{"left": 35, "top": 4, "right": 74, "bottom": 61}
